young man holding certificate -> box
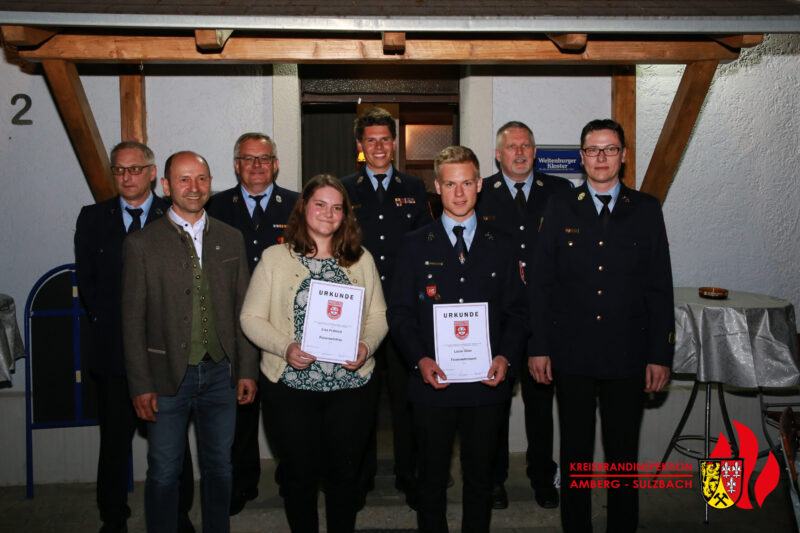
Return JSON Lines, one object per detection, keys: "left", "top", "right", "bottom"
{"left": 388, "top": 146, "right": 527, "bottom": 533}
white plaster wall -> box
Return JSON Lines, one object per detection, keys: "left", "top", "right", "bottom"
{"left": 0, "top": 59, "right": 274, "bottom": 485}
{"left": 493, "top": 73, "right": 611, "bottom": 146}
{"left": 639, "top": 34, "right": 800, "bottom": 318}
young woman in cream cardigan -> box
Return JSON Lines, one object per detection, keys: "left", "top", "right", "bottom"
{"left": 240, "top": 174, "right": 387, "bottom": 533}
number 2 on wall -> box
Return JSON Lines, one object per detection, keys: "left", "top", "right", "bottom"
{"left": 11, "top": 94, "right": 33, "bottom": 125}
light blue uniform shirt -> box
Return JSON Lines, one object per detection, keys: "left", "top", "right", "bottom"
{"left": 440, "top": 212, "right": 478, "bottom": 250}
{"left": 586, "top": 180, "right": 621, "bottom": 215}
{"left": 502, "top": 172, "right": 533, "bottom": 200}
{"left": 120, "top": 193, "right": 154, "bottom": 232}
{"left": 240, "top": 183, "right": 273, "bottom": 217}
{"left": 366, "top": 166, "right": 392, "bottom": 191}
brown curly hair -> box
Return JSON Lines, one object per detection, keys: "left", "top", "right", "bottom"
{"left": 283, "top": 174, "right": 363, "bottom": 267}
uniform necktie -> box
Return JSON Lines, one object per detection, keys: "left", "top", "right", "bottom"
{"left": 250, "top": 194, "right": 265, "bottom": 230}
{"left": 514, "top": 182, "right": 527, "bottom": 214}
{"left": 597, "top": 194, "right": 612, "bottom": 230}
{"left": 126, "top": 207, "right": 143, "bottom": 233}
{"left": 374, "top": 174, "right": 387, "bottom": 204}
{"left": 453, "top": 225, "right": 468, "bottom": 264}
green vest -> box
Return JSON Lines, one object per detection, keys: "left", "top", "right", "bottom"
{"left": 181, "top": 231, "right": 226, "bottom": 366}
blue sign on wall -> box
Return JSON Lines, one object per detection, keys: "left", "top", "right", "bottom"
{"left": 535, "top": 146, "right": 583, "bottom": 174}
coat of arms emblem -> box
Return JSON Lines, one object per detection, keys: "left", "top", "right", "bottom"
{"left": 700, "top": 459, "right": 743, "bottom": 509}
{"left": 454, "top": 320, "right": 469, "bottom": 340}
{"left": 327, "top": 300, "right": 343, "bottom": 320}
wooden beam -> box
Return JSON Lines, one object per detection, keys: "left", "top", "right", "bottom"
{"left": 17, "top": 34, "right": 741, "bottom": 64}
{"left": 1, "top": 25, "right": 58, "bottom": 46}
{"left": 612, "top": 66, "right": 636, "bottom": 189}
{"left": 194, "top": 29, "right": 233, "bottom": 51}
{"left": 41, "top": 59, "right": 115, "bottom": 202}
{"left": 639, "top": 60, "right": 718, "bottom": 204}
{"left": 546, "top": 33, "right": 588, "bottom": 51}
{"left": 120, "top": 73, "right": 147, "bottom": 143}
{"left": 382, "top": 32, "right": 406, "bottom": 54}
{"left": 713, "top": 34, "right": 764, "bottom": 49}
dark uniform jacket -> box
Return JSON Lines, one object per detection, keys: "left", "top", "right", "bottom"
{"left": 341, "top": 167, "right": 432, "bottom": 295}
{"left": 205, "top": 184, "right": 299, "bottom": 273}
{"left": 121, "top": 215, "right": 259, "bottom": 397}
{"left": 388, "top": 218, "right": 528, "bottom": 407}
{"left": 476, "top": 171, "right": 571, "bottom": 282}
{"left": 528, "top": 183, "right": 675, "bottom": 379}
{"left": 75, "top": 194, "right": 169, "bottom": 376}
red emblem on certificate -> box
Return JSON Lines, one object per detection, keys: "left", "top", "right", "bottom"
{"left": 327, "top": 300, "right": 343, "bottom": 320}
{"left": 454, "top": 320, "right": 469, "bottom": 340}
{"left": 426, "top": 285, "right": 437, "bottom": 297}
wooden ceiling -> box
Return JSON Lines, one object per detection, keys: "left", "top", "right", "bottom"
{"left": 1, "top": 2, "right": 797, "bottom": 203}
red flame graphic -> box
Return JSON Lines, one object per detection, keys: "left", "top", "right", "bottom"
{"left": 709, "top": 420, "right": 780, "bottom": 509}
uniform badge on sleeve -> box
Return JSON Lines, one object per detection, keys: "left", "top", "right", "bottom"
{"left": 426, "top": 285, "right": 437, "bottom": 297}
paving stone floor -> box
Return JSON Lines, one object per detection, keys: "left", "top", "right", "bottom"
{"left": 0, "top": 450, "right": 795, "bottom": 532}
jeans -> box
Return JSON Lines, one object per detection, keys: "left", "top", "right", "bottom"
{"left": 145, "top": 359, "right": 237, "bottom": 533}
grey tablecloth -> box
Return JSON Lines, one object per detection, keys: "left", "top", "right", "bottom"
{"left": 672, "top": 287, "right": 800, "bottom": 388}
{"left": 0, "top": 293, "right": 26, "bottom": 388}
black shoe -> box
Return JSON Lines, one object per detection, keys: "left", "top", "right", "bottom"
{"left": 534, "top": 486, "right": 559, "bottom": 509}
{"left": 491, "top": 484, "right": 508, "bottom": 510}
{"left": 229, "top": 487, "right": 258, "bottom": 516}
{"left": 395, "top": 476, "right": 419, "bottom": 511}
{"left": 99, "top": 523, "right": 127, "bottom": 533}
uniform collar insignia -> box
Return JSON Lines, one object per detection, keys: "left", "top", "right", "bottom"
{"left": 232, "top": 194, "right": 239, "bottom": 203}
{"left": 276, "top": 194, "right": 282, "bottom": 203}
{"left": 536, "top": 179, "right": 544, "bottom": 187}
{"left": 577, "top": 191, "right": 586, "bottom": 200}
{"left": 484, "top": 231, "right": 494, "bottom": 240}
{"left": 493, "top": 181, "right": 502, "bottom": 189}
{"left": 622, "top": 194, "right": 631, "bottom": 203}
{"left": 395, "top": 176, "right": 402, "bottom": 184}
{"left": 427, "top": 232, "right": 435, "bottom": 241}
{"left": 357, "top": 175, "right": 364, "bottom": 184}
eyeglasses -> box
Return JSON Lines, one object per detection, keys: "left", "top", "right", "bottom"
{"left": 111, "top": 164, "right": 153, "bottom": 175}
{"left": 235, "top": 155, "right": 276, "bottom": 165}
{"left": 581, "top": 146, "right": 622, "bottom": 157}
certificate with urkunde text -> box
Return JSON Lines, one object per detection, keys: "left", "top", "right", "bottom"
{"left": 301, "top": 280, "right": 365, "bottom": 364}
{"left": 433, "top": 302, "right": 492, "bottom": 383}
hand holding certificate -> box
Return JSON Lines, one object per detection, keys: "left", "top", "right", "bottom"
{"left": 433, "top": 302, "right": 493, "bottom": 383}
{"left": 301, "top": 280, "right": 365, "bottom": 364}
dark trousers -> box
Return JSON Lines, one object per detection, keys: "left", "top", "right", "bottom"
{"left": 414, "top": 402, "right": 504, "bottom": 533}
{"left": 554, "top": 371, "right": 644, "bottom": 533}
{"left": 261, "top": 375, "right": 377, "bottom": 533}
{"left": 492, "top": 372, "right": 557, "bottom": 488}
{"left": 360, "top": 335, "right": 417, "bottom": 493}
{"left": 93, "top": 373, "right": 194, "bottom": 529}
{"left": 230, "top": 390, "right": 261, "bottom": 498}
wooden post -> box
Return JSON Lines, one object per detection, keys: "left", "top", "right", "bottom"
{"left": 612, "top": 66, "right": 637, "bottom": 188}
{"left": 640, "top": 60, "right": 718, "bottom": 204}
{"left": 42, "top": 59, "right": 115, "bottom": 202}
{"left": 120, "top": 73, "right": 147, "bottom": 143}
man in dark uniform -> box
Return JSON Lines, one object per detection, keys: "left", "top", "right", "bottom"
{"left": 341, "top": 107, "right": 432, "bottom": 507}
{"left": 476, "top": 121, "right": 571, "bottom": 509}
{"left": 388, "top": 146, "right": 526, "bottom": 533}
{"left": 75, "top": 141, "right": 194, "bottom": 533}
{"left": 529, "top": 119, "right": 674, "bottom": 533}
{"left": 205, "top": 132, "right": 299, "bottom": 514}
